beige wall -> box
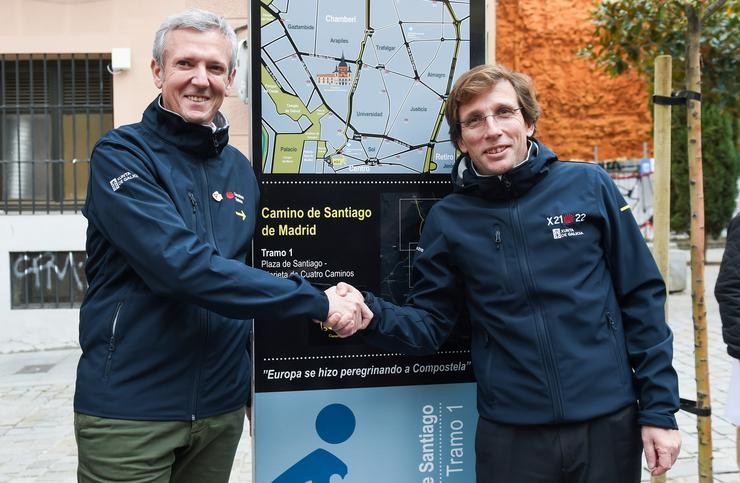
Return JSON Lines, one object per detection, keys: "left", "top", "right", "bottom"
{"left": 0, "top": 0, "right": 250, "bottom": 352}
{"left": 1, "top": 0, "right": 250, "bottom": 155}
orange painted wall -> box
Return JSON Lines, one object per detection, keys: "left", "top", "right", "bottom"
{"left": 496, "top": 0, "right": 652, "bottom": 161}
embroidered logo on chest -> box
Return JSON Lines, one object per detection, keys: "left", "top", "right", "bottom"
{"left": 226, "top": 191, "right": 245, "bottom": 204}
{"left": 547, "top": 212, "right": 586, "bottom": 240}
{"left": 546, "top": 212, "right": 586, "bottom": 226}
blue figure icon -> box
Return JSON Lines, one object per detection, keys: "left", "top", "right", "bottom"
{"left": 272, "top": 403, "right": 356, "bottom": 483}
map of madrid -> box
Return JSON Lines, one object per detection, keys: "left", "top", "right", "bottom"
{"left": 259, "top": 0, "right": 471, "bottom": 174}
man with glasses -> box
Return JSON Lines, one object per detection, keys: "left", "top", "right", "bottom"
{"left": 328, "top": 64, "right": 681, "bottom": 482}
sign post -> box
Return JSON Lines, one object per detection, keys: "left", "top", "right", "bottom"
{"left": 251, "top": 2, "right": 484, "bottom": 481}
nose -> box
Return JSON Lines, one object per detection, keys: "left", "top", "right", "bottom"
{"left": 482, "top": 115, "right": 504, "bottom": 136}
{"left": 191, "top": 64, "right": 209, "bottom": 87}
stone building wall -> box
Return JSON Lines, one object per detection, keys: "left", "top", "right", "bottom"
{"left": 496, "top": 0, "right": 652, "bottom": 161}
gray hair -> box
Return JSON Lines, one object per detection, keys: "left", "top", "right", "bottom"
{"left": 152, "top": 8, "right": 238, "bottom": 75}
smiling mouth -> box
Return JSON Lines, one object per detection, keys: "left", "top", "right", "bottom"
{"left": 185, "top": 95, "right": 209, "bottom": 102}
{"left": 484, "top": 146, "right": 508, "bottom": 155}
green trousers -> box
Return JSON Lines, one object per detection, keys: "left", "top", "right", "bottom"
{"left": 74, "top": 408, "right": 245, "bottom": 483}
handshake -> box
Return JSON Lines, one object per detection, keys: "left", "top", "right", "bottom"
{"left": 317, "top": 282, "right": 373, "bottom": 338}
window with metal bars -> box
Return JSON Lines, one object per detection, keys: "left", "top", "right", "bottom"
{"left": 0, "top": 54, "right": 113, "bottom": 214}
{"left": 10, "top": 251, "right": 87, "bottom": 309}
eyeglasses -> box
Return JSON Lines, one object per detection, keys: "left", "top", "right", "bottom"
{"left": 458, "top": 107, "right": 522, "bottom": 130}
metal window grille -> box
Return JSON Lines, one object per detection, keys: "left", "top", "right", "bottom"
{"left": 1, "top": 54, "right": 113, "bottom": 214}
{"left": 10, "top": 251, "right": 87, "bottom": 309}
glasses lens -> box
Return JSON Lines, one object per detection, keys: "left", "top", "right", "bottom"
{"left": 461, "top": 109, "right": 519, "bottom": 129}
{"left": 462, "top": 117, "right": 482, "bottom": 129}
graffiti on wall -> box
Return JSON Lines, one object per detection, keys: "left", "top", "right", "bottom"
{"left": 605, "top": 159, "right": 654, "bottom": 240}
{"left": 10, "top": 251, "right": 87, "bottom": 308}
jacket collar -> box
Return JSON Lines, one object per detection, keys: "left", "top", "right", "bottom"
{"left": 141, "top": 96, "right": 230, "bottom": 158}
{"left": 451, "top": 139, "right": 558, "bottom": 201}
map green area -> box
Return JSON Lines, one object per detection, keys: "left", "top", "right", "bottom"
{"left": 259, "top": 0, "right": 470, "bottom": 174}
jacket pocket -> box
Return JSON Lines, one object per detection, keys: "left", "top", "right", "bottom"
{"left": 103, "top": 302, "right": 123, "bottom": 380}
{"left": 188, "top": 192, "right": 199, "bottom": 232}
{"left": 606, "top": 311, "right": 628, "bottom": 385}
{"left": 493, "top": 225, "right": 511, "bottom": 293}
{"left": 472, "top": 328, "right": 497, "bottom": 407}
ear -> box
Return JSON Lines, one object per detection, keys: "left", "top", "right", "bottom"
{"left": 457, "top": 135, "right": 469, "bottom": 154}
{"left": 526, "top": 121, "right": 535, "bottom": 137}
{"left": 151, "top": 58, "right": 164, "bottom": 89}
{"left": 224, "top": 68, "right": 236, "bottom": 97}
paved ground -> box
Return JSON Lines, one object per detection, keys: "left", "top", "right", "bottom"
{"left": 0, "top": 249, "right": 738, "bottom": 482}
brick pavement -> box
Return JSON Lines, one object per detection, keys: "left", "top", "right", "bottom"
{"left": 0, "top": 249, "right": 737, "bottom": 482}
{"left": 653, "top": 254, "right": 739, "bottom": 483}
{"left": 0, "top": 352, "right": 253, "bottom": 482}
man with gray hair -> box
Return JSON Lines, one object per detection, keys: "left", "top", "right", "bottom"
{"left": 73, "top": 8, "right": 369, "bottom": 482}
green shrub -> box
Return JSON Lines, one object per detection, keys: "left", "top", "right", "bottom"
{"left": 670, "top": 105, "right": 739, "bottom": 238}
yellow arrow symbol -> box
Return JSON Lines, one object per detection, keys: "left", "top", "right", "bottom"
{"left": 235, "top": 210, "right": 246, "bottom": 221}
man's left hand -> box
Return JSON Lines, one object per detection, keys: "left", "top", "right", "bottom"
{"left": 641, "top": 426, "right": 681, "bottom": 476}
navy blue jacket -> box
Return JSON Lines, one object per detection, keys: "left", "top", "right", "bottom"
{"left": 75, "top": 98, "right": 328, "bottom": 421}
{"left": 363, "top": 141, "right": 679, "bottom": 429}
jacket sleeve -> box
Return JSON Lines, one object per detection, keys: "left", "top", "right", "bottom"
{"left": 715, "top": 215, "right": 740, "bottom": 359}
{"left": 361, "top": 207, "right": 462, "bottom": 355}
{"left": 597, "top": 167, "right": 679, "bottom": 429}
{"left": 84, "top": 137, "right": 328, "bottom": 322}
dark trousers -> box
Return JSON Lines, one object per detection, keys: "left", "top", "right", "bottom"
{"left": 475, "top": 404, "right": 642, "bottom": 483}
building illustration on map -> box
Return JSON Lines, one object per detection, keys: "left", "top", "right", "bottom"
{"left": 316, "top": 53, "right": 352, "bottom": 86}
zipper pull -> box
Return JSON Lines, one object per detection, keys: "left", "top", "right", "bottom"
{"left": 495, "top": 230, "right": 502, "bottom": 249}
{"left": 188, "top": 192, "right": 197, "bottom": 213}
{"left": 607, "top": 312, "right": 616, "bottom": 329}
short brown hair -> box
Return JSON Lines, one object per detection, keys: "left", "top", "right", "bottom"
{"left": 445, "top": 64, "right": 541, "bottom": 149}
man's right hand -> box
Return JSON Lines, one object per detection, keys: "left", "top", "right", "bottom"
{"left": 319, "top": 284, "right": 373, "bottom": 338}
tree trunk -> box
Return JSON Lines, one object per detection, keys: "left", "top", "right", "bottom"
{"left": 650, "top": 56, "right": 672, "bottom": 483}
{"left": 685, "top": 5, "right": 713, "bottom": 482}
{"left": 652, "top": 55, "right": 672, "bottom": 282}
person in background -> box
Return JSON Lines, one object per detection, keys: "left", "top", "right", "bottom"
{"left": 715, "top": 212, "right": 740, "bottom": 469}
{"left": 332, "top": 63, "right": 681, "bottom": 482}
{"left": 73, "top": 8, "right": 368, "bottom": 482}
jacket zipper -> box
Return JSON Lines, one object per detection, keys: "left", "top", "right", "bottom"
{"left": 104, "top": 302, "right": 123, "bottom": 378}
{"left": 190, "top": 309, "right": 209, "bottom": 421}
{"left": 188, "top": 191, "right": 198, "bottom": 220}
{"left": 495, "top": 228, "right": 511, "bottom": 292}
{"left": 188, "top": 192, "right": 198, "bottom": 229}
{"left": 190, "top": 165, "right": 216, "bottom": 420}
{"left": 199, "top": 164, "right": 220, "bottom": 251}
{"left": 511, "top": 202, "right": 565, "bottom": 420}
{"left": 607, "top": 312, "right": 628, "bottom": 384}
